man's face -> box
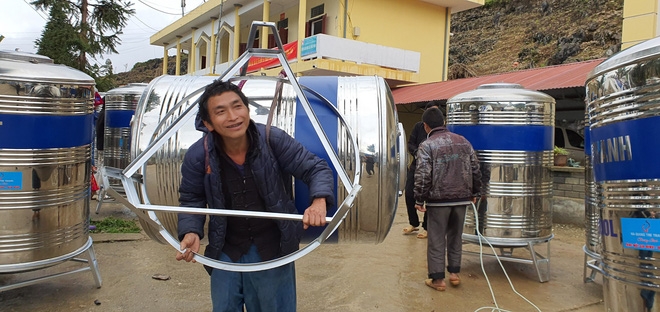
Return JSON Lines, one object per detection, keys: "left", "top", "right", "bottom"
{"left": 202, "top": 91, "right": 250, "bottom": 140}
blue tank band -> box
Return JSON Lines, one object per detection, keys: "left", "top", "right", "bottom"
{"left": 106, "top": 110, "right": 135, "bottom": 128}
{"left": 447, "top": 124, "right": 553, "bottom": 151}
{"left": 591, "top": 116, "right": 660, "bottom": 182}
{"left": 0, "top": 113, "right": 93, "bottom": 149}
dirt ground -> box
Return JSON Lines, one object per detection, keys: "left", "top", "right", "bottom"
{"left": 0, "top": 200, "right": 605, "bottom": 312}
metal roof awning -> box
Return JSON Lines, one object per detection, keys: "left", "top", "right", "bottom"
{"left": 392, "top": 58, "right": 605, "bottom": 106}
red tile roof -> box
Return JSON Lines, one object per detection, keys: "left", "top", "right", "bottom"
{"left": 392, "top": 58, "right": 605, "bottom": 105}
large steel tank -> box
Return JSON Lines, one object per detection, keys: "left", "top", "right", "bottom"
{"left": 130, "top": 75, "right": 404, "bottom": 245}
{"left": 446, "top": 83, "right": 555, "bottom": 245}
{"left": 583, "top": 114, "right": 602, "bottom": 281}
{"left": 103, "top": 83, "right": 148, "bottom": 193}
{"left": 0, "top": 50, "right": 95, "bottom": 272}
{"left": 585, "top": 36, "right": 660, "bottom": 311}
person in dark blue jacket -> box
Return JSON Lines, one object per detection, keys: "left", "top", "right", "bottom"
{"left": 175, "top": 80, "right": 335, "bottom": 312}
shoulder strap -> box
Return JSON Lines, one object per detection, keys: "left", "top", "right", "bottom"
{"left": 203, "top": 134, "right": 211, "bottom": 174}
{"left": 265, "top": 70, "right": 287, "bottom": 147}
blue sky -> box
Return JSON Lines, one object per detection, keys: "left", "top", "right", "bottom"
{"left": 1, "top": 0, "right": 206, "bottom": 72}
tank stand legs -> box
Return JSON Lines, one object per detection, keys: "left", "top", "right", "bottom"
{"left": 582, "top": 246, "right": 602, "bottom": 283}
{"left": 526, "top": 239, "right": 551, "bottom": 283}
{"left": 71, "top": 241, "right": 102, "bottom": 288}
{"left": 462, "top": 235, "right": 553, "bottom": 283}
{"left": 0, "top": 237, "right": 102, "bottom": 292}
{"left": 95, "top": 186, "right": 106, "bottom": 214}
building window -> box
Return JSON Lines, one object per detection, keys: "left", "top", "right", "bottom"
{"left": 311, "top": 4, "right": 324, "bottom": 18}
{"left": 305, "top": 14, "right": 326, "bottom": 37}
{"left": 270, "top": 18, "right": 289, "bottom": 48}
{"left": 277, "top": 19, "right": 288, "bottom": 29}
{"left": 305, "top": 4, "right": 325, "bottom": 37}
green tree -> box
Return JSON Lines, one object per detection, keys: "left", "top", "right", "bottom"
{"left": 89, "top": 59, "right": 116, "bottom": 91}
{"left": 35, "top": 2, "right": 81, "bottom": 69}
{"left": 31, "top": 0, "right": 135, "bottom": 73}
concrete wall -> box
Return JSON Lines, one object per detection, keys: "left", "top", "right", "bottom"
{"left": 349, "top": 0, "right": 450, "bottom": 82}
{"left": 621, "top": 0, "right": 660, "bottom": 49}
{"left": 552, "top": 166, "right": 585, "bottom": 226}
{"left": 552, "top": 167, "right": 585, "bottom": 199}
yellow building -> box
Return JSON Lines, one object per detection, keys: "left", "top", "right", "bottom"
{"left": 150, "top": 0, "right": 483, "bottom": 88}
{"left": 621, "top": 0, "right": 659, "bottom": 49}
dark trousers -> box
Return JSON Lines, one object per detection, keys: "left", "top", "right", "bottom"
{"left": 405, "top": 168, "right": 426, "bottom": 230}
{"left": 427, "top": 205, "right": 467, "bottom": 280}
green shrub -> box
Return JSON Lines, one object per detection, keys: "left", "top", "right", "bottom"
{"left": 90, "top": 217, "right": 141, "bottom": 233}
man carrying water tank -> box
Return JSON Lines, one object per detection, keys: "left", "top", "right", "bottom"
{"left": 175, "top": 79, "right": 335, "bottom": 311}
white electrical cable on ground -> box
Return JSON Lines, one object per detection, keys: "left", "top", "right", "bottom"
{"left": 470, "top": 201, "right": 543, "bottom": 312}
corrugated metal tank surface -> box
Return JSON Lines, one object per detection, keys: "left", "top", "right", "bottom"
{"left": 585, "top": 36, "right": 660, "bottom": 312}
{"left": 130, "top": 75, "right": 403, "bottom": 245}
{"left": 446, "top": 83, "right": 555, "bottom": 245}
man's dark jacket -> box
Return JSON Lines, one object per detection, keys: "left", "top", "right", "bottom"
{"left": 414, "top": 126, "right": 482, "bottom": 205}
{"left": 177, "top": 115, "right": 335, "bottom": 264}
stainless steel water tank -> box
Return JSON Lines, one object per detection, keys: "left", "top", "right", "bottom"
{"left": 446, "top": 83, "right": 555, "bottom": 245}
{"left": 131, "top": 75, "right": 403, "bottom": 244}
{"left": 583, "top": 116, "right": 602, "bottom": 267}
{"left": 103, "top": 83, "right": 148, "bottom": 193}
{"left": 585, "top": 36, "right": 660, "bottom": 312}
{"left": 0, "top": 50, "right": 95, "bottom": 272}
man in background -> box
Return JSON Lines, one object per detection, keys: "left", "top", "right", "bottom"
{"left": 403, "top": 101, "right": 438, "bottom": 239}
{"left": 414, "top": 107, "right": 482, "bottom": 291}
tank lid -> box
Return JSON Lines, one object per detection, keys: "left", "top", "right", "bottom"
{"left": 587, "top": 36, "right": 660, "bottom": 80}
{"left": 0, "top": 50, "right": 94, "bottom": 84}
{"left": 106, "top": 83, "right": 149, "bottom": 95}
{"left": 0, "top": 50, "right": 53, "bottom": 64}
{"left": 476, "top": 83, "right": 524, "bottom": 90}
{"left": 447, "top": 83, "right": 555, "bottom": 103}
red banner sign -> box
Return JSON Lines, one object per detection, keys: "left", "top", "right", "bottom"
{"left": 246, "top": 41, "right": 298, "bottom": 73}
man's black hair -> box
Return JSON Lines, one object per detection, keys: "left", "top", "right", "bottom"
{"left": 422, "top": 107, "right": 445, "bottom": 129}
{"left": 198, "top": 79, "right": 250, "bottom": 123}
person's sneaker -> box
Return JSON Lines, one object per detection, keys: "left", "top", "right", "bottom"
{"left": 416, "top": 229, "right": 428, "bottom": 239}
{"left": 91, "top": 193, "right": 98, "bottom": 200}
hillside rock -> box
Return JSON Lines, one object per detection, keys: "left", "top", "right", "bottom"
{"left": 448, "top": 0, "right": 623, "bottom": 79}
{"left": 114, "top": 55, "right": 188, "bottom": 86}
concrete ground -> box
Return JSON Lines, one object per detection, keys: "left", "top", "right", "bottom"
{"left": 0, "top": 199, "right": 605, "bottom": 312}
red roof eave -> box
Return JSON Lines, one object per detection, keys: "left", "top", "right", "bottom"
{"left": 393, "top": 58, "right": 605, "bottom": 105}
